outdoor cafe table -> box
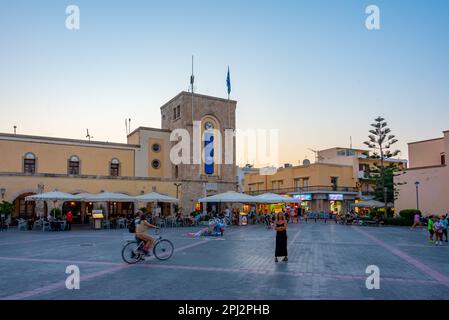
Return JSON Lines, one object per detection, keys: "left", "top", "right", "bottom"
{"left": 52, "top": 220, "right": 65, "bottom": 231}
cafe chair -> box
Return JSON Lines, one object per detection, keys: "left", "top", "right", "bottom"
{"left": 33, "top": 219, "right": 43, "bottom": 231}
{"left": 42, "top": 221, "right": 52, "bottom": 232}
{"left": 17, "top": 219, "right": 28, "bottom": 231}
{"left": 102, "top": 220, "right": 111, "bottom": 229}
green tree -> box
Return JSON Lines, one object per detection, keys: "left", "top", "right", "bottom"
{"left": 363, "top": 116, "right": 402, "bottom": 216}
{"left": 0, "top": 201, "right": 13, "bottom": 219}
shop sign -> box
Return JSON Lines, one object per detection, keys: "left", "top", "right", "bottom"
{"left": 293, "top": 194, "right": 312, "bottom": 201}
{"left": 329, "top": 194, "right": 344, "bottom": 201}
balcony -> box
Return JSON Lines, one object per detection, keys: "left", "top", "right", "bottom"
{"left": 245, "top": 185, "right": 358, "bottom": 196}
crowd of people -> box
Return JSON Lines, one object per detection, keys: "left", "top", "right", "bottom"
{"left": 425, "top": 214, "right": 449, "bottom": 246}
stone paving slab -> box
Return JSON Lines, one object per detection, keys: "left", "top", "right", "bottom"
{"left": 1, "top": 222, "right": 449, "bottom": 299}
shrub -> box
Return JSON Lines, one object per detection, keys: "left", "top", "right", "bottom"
{"left": 399, "top": 209, "right": 420, "bottom": 222}
{"left": 384, "top": 217, "right": 412, "bottom": 226}
{"left": 139, "top": 207, "right": 148, "bottom": 213}
{"left": 0, "top": 201, "right": 13, "bottom": 218}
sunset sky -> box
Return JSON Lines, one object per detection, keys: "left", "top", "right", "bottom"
{"left": 1, "top": 0, "right": 448, "bottom": 166}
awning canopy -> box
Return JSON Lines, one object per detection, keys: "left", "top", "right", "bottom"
{"left": 352, "top": 200, "right": 393, "bottom": 208}
{"left": 25, "top": 191, "right": 81, "bottom": 202}
{"left": 253, "top": 193, "right": 299, "bottom": 204}
{"left": 198, "top": 191, "right": 257, "bottom": 203}
{"left": 134, "top": 192, "right": 178, "bottom": 203}
{"left": 79, "top": 192, "right": 134, "bottom": 202}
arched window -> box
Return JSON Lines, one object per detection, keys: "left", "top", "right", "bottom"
{"left": 23, "top": 152, "right": 36, "bottom": 174}
{"left": 68, "top": 156, "right": 80, "bottom": 175}
{"left": 110, "top": 158, "right": 120, "bottom": 176}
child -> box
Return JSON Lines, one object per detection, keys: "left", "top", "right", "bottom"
{"left": 427, "top": 216, "right": 435, "bottom": 243}
{"left": 433, "top": 217, "right": 444, "bottom": 246}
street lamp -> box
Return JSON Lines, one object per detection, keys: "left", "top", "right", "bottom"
{"left": 415, "top": 181, "right": 420, "bottom": 211}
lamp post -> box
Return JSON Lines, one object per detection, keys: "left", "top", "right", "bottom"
{"left": 415, "top": 181, "right": 420, "bottom": 211}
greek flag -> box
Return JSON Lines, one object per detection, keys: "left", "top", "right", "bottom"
{"left": 226, "top": 66, "right": 231, "bottom": 96}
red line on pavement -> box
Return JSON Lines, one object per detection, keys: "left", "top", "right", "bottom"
{"left": 352, "top": 226, "right": 449, "bottom": 289}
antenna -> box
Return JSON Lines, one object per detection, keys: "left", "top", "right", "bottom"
{"left": 350, "top": 136, "right": 353, "bottom": 149}
{"left": 125, "top": 118, "right": 128, "bottom": 136}
{"left": 86, "top": 129, "right": 93, "bottom": 141}
{"left": 128, "top": 118, "right": 131, "bottom": 134}
{"left": 13, "top": 125, "right": 17, "bottom": 134}
{"left": 307, "top": 148, "right": 320, "bottom": 162}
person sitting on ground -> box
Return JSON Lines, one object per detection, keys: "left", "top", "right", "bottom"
{"left": 134, "top": 210, "right": 159, "bottom": 254}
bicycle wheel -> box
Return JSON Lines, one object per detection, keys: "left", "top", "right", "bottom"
{"left": 153, "top": 239, "right": 174, "bottom": 260}
{"left": 122, "top": 241, "right": 143, "bottom": 264}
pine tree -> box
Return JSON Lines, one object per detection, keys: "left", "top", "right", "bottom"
{"left": 363, "top": 116, "right": 402, "bottom": 216}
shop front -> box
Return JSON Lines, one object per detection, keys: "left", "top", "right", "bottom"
{"left": 328, "top": 194, "right": 344, "bottom": 216}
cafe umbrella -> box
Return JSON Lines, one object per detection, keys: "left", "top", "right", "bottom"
{"left": 198, "top": 191, "right": 257, "bottom": 203}
{"left": 253, "top": 193, "right": 299, "bottom": 204}
{"left": 25, "top": 190, "right": 81, "bottom": 217}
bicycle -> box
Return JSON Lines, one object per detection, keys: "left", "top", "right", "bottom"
{"left": 121, "top": 229, "right": 174, "bottom": 264}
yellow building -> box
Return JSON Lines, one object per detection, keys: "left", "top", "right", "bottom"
{"left": 243, "top": 147, "right": 407, "bottom": 215}
{"left": 244, "top": 162, "right": 358, "bottom": 215}
{"left": 0, "top": 91, "right": 238, "bottom": 222}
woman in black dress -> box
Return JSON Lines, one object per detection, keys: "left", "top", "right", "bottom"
{"left": 274, "top": 212, "right": 288, "bottom": 262}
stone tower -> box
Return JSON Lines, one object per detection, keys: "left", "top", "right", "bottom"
{"left": 160, "top": 91, "right": 237, "bottom": 214}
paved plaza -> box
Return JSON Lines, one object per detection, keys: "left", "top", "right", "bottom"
{"left": 1, "top": 222, "right": 449, "bottom": 300}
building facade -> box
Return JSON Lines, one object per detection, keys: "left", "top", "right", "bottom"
{"left": 394, "top": 130, "right": 449, "bottom": 216}
{"left": 0, "top": 91, "right": 238, "bottom": 221}
{"left": 317, "top": 147, "right": 407, "bottom": 197}
{"left": 243, "top": 162, "right": 358, "bottom": 215}
{"left": 243, "top": 147, "right": 407, "bottom": 215}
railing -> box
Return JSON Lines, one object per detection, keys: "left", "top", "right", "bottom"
{"left": 245, "top": 185, "right": 358, "bottom": 195}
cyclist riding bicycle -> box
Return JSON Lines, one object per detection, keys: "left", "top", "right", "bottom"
{"left": 134, "top": 210, "right": 159, "bottom": 254}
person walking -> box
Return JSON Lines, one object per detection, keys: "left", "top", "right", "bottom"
{"left": 274, "top": 212, "right": 288, "bottom": 262}
{"left": 66, "top": 211, "right": 73, "bottom": 231}
{"left": 427, "top": 216, "right": 435, "bottom": 243}
{"left": 442, "top": 214, "right": 449, "bottom": 242}
{"left": 410, "top": 211, "right": 422, "bottom": 230}
{"left": 434, "top": 217, "right": 444, "bottom": 246}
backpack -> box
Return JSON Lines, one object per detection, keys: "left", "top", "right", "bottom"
{"left": 128, "top": 218, "right": 137, "bottom": 233}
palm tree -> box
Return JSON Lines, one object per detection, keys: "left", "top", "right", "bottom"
{"left": 363, "top": 116, "right": 400, "bottom": 216}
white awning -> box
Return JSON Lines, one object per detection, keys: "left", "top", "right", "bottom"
{"left": 134, "top": 192, "right": 178, "bottom": 203}
{"left": 80, "top": 192, "right": 134, "bottom": 202}
{"left": 198, "top": 191, "right": 257, "bottom": 203}
{"left": 253, "top": 193, "right": 299, "bottom": 204}
{"left": 25, "top": 191, "right": 81, "bottom": 202}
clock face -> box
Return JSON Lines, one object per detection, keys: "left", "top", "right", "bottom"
{"left": 204, "top": 122, "right": 214, "bottom": 130}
